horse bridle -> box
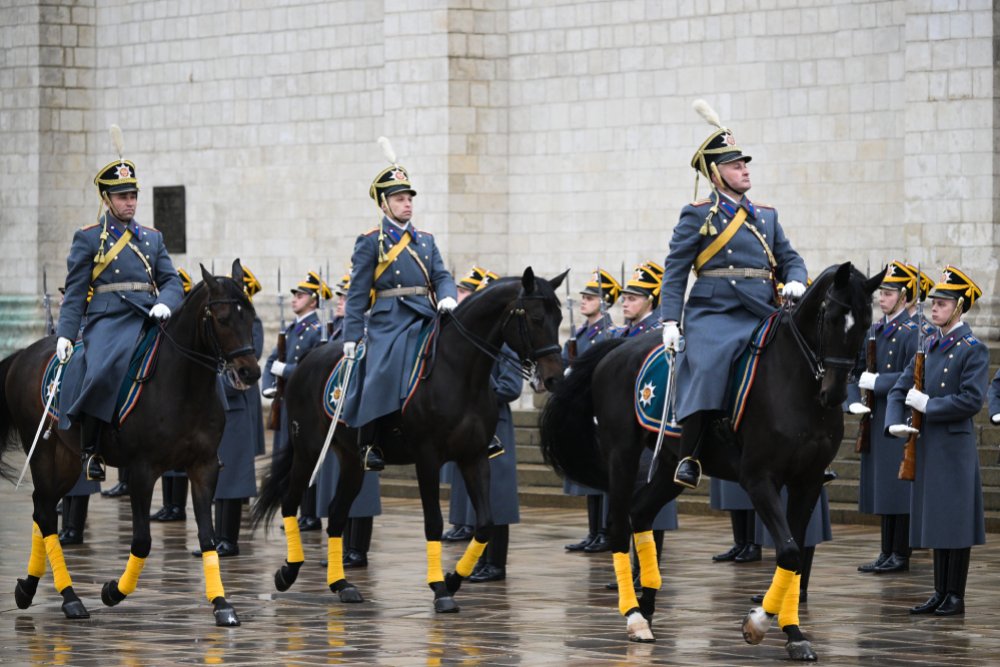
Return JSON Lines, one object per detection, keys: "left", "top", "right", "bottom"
{"left": 159, "top": 295, "right": 257, "bottom": 373}
{"left": 783, "top": 289, "right": 858, "bottom": 381}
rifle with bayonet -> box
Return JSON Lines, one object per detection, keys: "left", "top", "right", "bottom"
{"left": 564, "top": 277, "right": 577, "bottom": 362}
{"left": 898, "top": 264, "right": 925, "bottom": 481}
{"left": 267, "top": 266, "right": 287, "bottom": 431}
{"left": 318, "top": 266, "right": 328, "bottom": 344}
{"left": 42, "top": 267, "right": 55, "bottom": 336}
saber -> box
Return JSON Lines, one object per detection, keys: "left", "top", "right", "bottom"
{"left": 648, "top": 346, "right": 678, "bottom": 483}
{"left": 17, "top": 363, "right": 65, "bottom": 489}
{"left": 308, "top": 356, "right": 356, "bottom": 487}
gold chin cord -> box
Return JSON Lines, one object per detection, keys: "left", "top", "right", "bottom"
{"left": 93, "top": 194, "right": 110, "bottom": 264}
{"left": 377, "top": 193, "right": 389, "bottom": 263}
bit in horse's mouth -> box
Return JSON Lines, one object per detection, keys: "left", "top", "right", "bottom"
{"left": 224, "top": 367, "right": 249, "bottom": 391}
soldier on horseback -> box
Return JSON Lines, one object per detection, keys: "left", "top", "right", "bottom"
{"left": 342, "top": 138, "right": 457, "bottom": 471}
{"left": 661, "top": 102, "right": 808, "bottom": 489}
{"left": 55, "top": 127, "right": 183, "bottom": 482}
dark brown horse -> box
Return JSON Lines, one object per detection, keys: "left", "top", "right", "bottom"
{"left": 0, "top": 261, "right": 259, "bottom": 626}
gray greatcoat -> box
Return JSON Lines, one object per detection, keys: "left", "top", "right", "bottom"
{"left": 853, "top": 313, "right": 919, "bottom": 516}
{"left": 709, "top": 478, "right": 755, "bottom": 511}
{"left": 215, "top": 317, "right": 264, "bottom": 500}
{"left": 659, "top": 193, "right": 806, "bottom": 421}
{"left": 342, "top": 220, "right": 456, "bottom": 428}
{"left": 886, "top": 322, "right": 989, "bottom": 549}
{"left": 756, "top": 487, "right": 833, "bottom": 548}
{"left": 57, "top": 215, "right": 183, "bottom": 428}
{"left": 989, "top": 368, "right": 1000, "bottom": 417}
{"left": 262, "top": 310, "right": 324, "bottom": 454}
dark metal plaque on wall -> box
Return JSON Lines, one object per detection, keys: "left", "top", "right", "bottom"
{"left": 153, "top": 186, "right": 186, "bottom": 253}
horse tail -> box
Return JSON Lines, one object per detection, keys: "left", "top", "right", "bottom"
{"left": 0, "top": 351, "right": 22, "bottom": 482}
{"left": 539, "top": 339, "right": 626, "bottom": 491}
{"left": 249, "top": 443, "right": 293, "bottom": 533}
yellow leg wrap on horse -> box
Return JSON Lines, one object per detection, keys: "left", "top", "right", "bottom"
{"left": 202, "top": 551, "right": 225, "bottom": 602}
{"left": 762, "top": 566, "right": 796, "bottom": 615}
{"left": 455, "top": 538, "right": 487, "bottom": 578}
{"left": 634, "top": 531, "right": 662, "bottom": 590}
{"left": 43, "top": 534, "right": 72, "bottom": 592}
{"left": 778, "top": 573, "right": 802, "bottom": 628}
{"left": 28, "top": 523, "right": 46, "bottom": 578}
{"left": 326, "top": 536, "right": 345, "bottom": 586}
{"left": 613, "top": 551, "right": 639, "bottom": 616}
{"left": 283, "top": 516, "right": 305, "bottom": 563}
{"left": 117, "top": 553, "right": 147, "bottom": 596}
{"left": 426, "top": 540, "right": 443, "bottom": 584}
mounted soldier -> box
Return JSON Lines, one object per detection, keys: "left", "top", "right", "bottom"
{"left": 55, "top": 126, "right": 184, "bottom": 482}
{"left": 660, "top": 101, "right": 808, "bottom": 489}
{"left": 341, "top": 137, "right": 457, "bottom": 471}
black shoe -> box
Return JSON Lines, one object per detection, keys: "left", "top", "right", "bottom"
{"left": 216, "top": 540, "right": 240, "bottom": 558}
{"left": 872, "top": 553, "right": 909, "bottom": 574}
{"left": 583, "top": 533, "right": 610, "bottom": 553}
{"left": 822, "top": 469, "right": 839, "bottom": 485}
{"left": 468, "top": 563, "right": 506, "bottom": 583}
{"left": 734, "top": 543, "right": 762, "bottom": 563}
{"left": 84, "top": 455, "right": 106, "bottom": 482}
{"left": 101, "top": 481, "right": 129, "bottom": 498}
{"left": 59, "top": 528, "right": 83, "bottom": 546}
{"left": 712, "top": 543, "right": 746, "bottom": 562}
{"left": 150, "top": 504, "right": 186, "bottom": 522}
{"left": 363, "top": 446, "right": 385, "bottom": 472}
{"left": 673, "top": 457, "right": 701, "bottom": 489}
{"left": 487, "top": 437, "right": 505, "bottom": 459}
{"left": 910, "top": 592, "right": 945, "bottom": 614}
{"left": 442, "top": 526, "right": 474, "bottom": 542}
{"left": 565, "top": 534, "right": 596, "bottom": 552}
{"left": 298, "top": 516, "right": 322, "bottom": 532}
{"left": 343, "top": 548, "right": 368, "bottom": 568}
{"left": 933, "top": 593, "right": 965, "bottom": 616}
{"left": 858, "top": 552, "right": 889, "bottom": 573}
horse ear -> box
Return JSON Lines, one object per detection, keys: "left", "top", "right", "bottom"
{"left": 548, "top": 269, "right": 569, "bottom": 291}
{"left": 231, "top": 258, "right": 244, "bottom": 286}
{"left": 864, "top": 266, "right": 887, "bottom": 295}
{"left": 200, "top": 263, "right": 218, "bottom": 290}
{"left": 834, "top": 262, "right": 852, "bottom": 289}
{"left": 521, "top": 266, "right": 536, "bottom": 294}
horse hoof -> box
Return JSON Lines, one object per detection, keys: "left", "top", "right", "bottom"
{"left": 15, "top": 578, "right": 36, "bottom": 609}
{"left": 62, "top": 599, "right": 90, "bottom": 619}
{"left": 434, "top": 596, "right": 460, "bottom": 613}
{"left": 445, "top": 571, "right": 463, "bottom": 595}
{"left": 626, "top": 611, "right": 655, "bottom": 642}
{"left": 742, "top": 607, "right": 772, "bottom": 645}
{"left": 213, "top": 606, "right": 241, "bottom": 627}
{"left": 274, "top": 568, "right": 293, "bottom": 592}
{"left": 334, "top": 584, "right": 364, "bottom": 604}
{"left": 786, "top": 640, "right": 817, "bottom": 661}
{"left": 101, "top": 580, "right": 126, "bottom": 607}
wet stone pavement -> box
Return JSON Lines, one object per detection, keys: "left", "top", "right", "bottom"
{"left": 2, "top": 481, "right": 999, "bottom": 666}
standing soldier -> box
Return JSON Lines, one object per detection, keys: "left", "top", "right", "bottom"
{"left": 848, "top": 261, "right": 920, "bottom": 574}
{"left": 55, "top": 126, "right": 184, "bottom": 482}
{"left": 562, "top": 269, "right": 621, "bottom": 554}
{"left": 261, "top": 271, "right": 330, "bottom": 530}
{"left": 660, "top": 101, "right": 807, "bottom": 489}
{"left": 342, "top": 138, "right": 457, "bottom": 471}
{"left": 991, "top": 369, "right": 1000, "bottom": 426}
{"left": 905, "top": 264, "right": 937, "bottom": 338}
{"left": 886, "top": 266, "right": 988, "bottom": 616}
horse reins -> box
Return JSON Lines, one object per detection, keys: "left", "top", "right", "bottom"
{"left": 157, "top": 296, "right": 256, "bottom": 374}
{"left": 781, "top": 288, "right": 858, "bottom": 381}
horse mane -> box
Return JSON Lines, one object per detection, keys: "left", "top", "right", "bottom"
{"left": 453, "top": 274, "right": 559, "bottom": 317}
{"left": 798, "top": 262, "right": 869, "bottom": 319}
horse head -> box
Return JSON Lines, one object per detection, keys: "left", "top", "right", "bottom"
{"left": 795, "top": 262, "right": 884, "bottom": 407}
{"left": 500, "top": 267, "right": 567, "bottom": 393}
{"left": 193, "top": 259, "right": 262, "bottom": 390}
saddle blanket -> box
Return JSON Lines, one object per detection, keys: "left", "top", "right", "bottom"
{"left": 43, "top": 326, "right": 162, "bottom": 426}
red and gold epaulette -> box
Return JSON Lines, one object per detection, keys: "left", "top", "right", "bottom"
{"left": 80, "top": 223, "right": 100, "bottom": 231}
{"left": 363, "top": 226, "right": 380, "bottom": 237}
{"left": 690, "top": 198, "right": 712, "bottom": 206}
{"left": 754, "top": 201, "right": 775, "bottom": 210}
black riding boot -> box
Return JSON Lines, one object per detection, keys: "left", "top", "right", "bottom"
{"left": 60, "top": 495, "right": 89, "bottom": 546}
{"left": 874, "top": 514, "right": 910, "bottom": 573}
{"left": 735, "top": 509, "right": 762, "bottom": 562}
{"left": 673, "top": 411, "right": 712, "bottom": 489}
{"left": 344, "top": 517, "right": 372, "bottom": 568}
{"left": 299, "top": 486, "right": 321, "bottom": 531}
{"left": 358, "top": 422, "right": 385, "bottom": 472}
{"left": 714, "top": 510, "right": 748, "bottom": 561}
{"left": 150, "top": 474, "right": 174, "bottom": 520}
{"left": 567, "top": 494, "right": 602, "bottom": 551}
{"left": 859, "top": 515, "right": 893, "bottom": 572}
{"left": 80, "top": 415, "right": 106, "bottom": 482}
{"left": 911, "top": 548, "right": 949, "bottom": 614}
{"left": 470, "top": 525, "right": 508, "bottom": 582}
{"left": 935, "top": 547, "right": 970, "bottom": 616}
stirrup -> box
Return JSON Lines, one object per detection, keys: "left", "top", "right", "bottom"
{"left": 84, "top": 454, "right": 106, "bottom": 482}
{"left": 672, "top": 456, "right": 701, "bottom": 489}
{"left": 487, "top": 436, "right": 505, "bottom": 459}
{"left": 362, "top": 445, "right": 385, "bottom": 472}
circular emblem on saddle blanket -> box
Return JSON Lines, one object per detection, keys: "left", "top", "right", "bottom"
{"left": 639, "top": 382, "right": 656, "bottom": 407}
{"left": 331, "top": 387, "right": 342, "bottom": 402}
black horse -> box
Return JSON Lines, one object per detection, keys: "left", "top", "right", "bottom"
{"left": 251, "top": 267, "right": 565, "bottom": 612}
{"left": 0, "top": 261, "right": 260, "bottom": 626}
{"left": 541, "top": 262, "right": 883, "bottom": 659}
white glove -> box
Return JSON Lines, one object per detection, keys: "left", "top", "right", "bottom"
{"left": 992, "top": 414, "right": 1000, "bottom": 425}
{"left": 661, "top": 321, "right": 681, "bottom": 350}
{"left": 343, "top": 341, "right": 357, "bottom": 360}
{"left": 150, "top": 303, "right": 171, "bottom": 321}
{"left": 889, "top": 424, "right": 919, "bottom": 437}
{"left": 847, "top": 402, "right": 871, "bottom": 415}
{"left": 905, "top": 388, "right": 929, "bottom": 414}
{"left": 563, "top": 366, "right": 573, "bottom": 377}
{"left": 437, "top": 296, "right": 458, "bottom": 313}
{"left": 781, "top": 280, "right": 806, "bottom": 299}
{"left": 56, "top": 337, "right": 74, "bottom": 363}
{"left": 270, "top": 360, "right": 286, "bottom": 378}
{"left": 858, "top": 372, "right": 878, "bottom": 391}
{"left": 261, "top": 387, "right": 277, "bottom": 398}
